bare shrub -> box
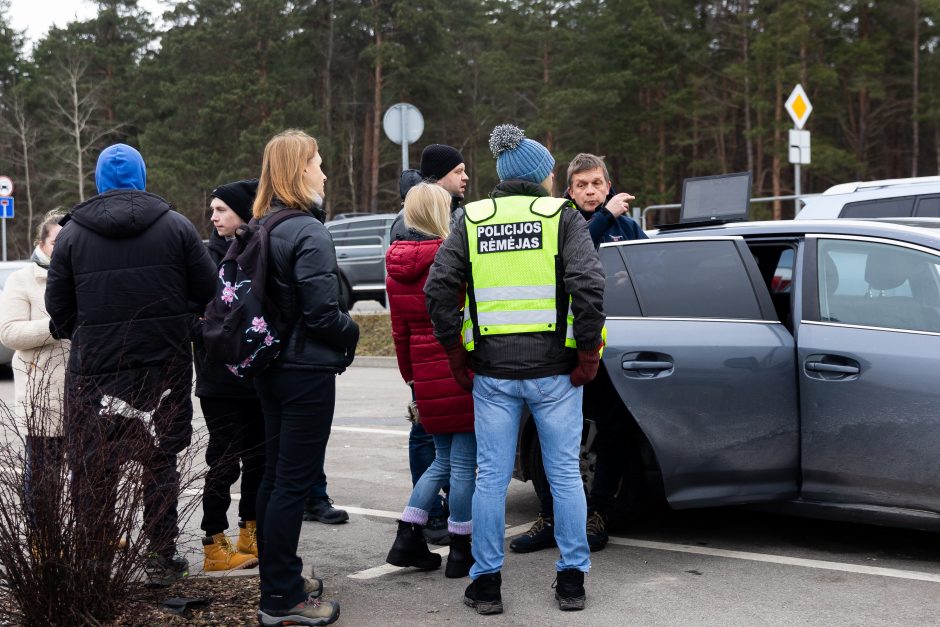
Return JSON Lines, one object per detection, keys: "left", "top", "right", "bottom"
{"left": 0, "top": 350, "right": 210, "bottom": 625}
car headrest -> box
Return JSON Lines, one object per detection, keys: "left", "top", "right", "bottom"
{"left": 864, "top": 249, "right": 911, "bottom": 291}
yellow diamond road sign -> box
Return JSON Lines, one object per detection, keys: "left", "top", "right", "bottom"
{"left": 785, "top": 84, "right": 813, "bottom": 129}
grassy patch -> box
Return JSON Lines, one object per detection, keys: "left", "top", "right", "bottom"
{"left": 352, "top": 312, "right": 395, "bottom": 356}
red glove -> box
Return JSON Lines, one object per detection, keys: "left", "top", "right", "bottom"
{"left": 570, "top": 347, "right": 601, "bottom": 387}
{"left": 444, "top": 342, "right": 474, "bottom": 392}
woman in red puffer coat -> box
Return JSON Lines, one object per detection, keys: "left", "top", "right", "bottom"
{"left": 384, "top": 182, "right": 476, "bottom": 579}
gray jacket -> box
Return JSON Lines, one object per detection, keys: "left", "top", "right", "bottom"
{"left": 424, "top": 180, "right": 605, "bottom": 379}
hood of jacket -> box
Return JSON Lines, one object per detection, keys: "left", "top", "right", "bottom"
{"left": 491, "top": 179, "right": 550, "bottom": 199}
{"left": 386, "top": 239, "right": 441, "bottom": 284}
{"left": 95, "top": 144, "right": 147, "bottom": 193}
{"left": 68, "top": 190, "right": 170, "bottom": 239}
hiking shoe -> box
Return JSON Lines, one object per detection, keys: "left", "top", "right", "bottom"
{"left": 386, "top": 520, "right": 442, "bottom": 570}
{"left": 445, "top": 533, "right": 474, "bottom": 579}
{"left": 145, "top": 553, "right": 189, "bottom": 587}
{"left": 464, "top": 572, "right": 503, "bottom": 615}
{"left": 238, "top": 520, "right": 258, "bottom": 556}
{"left": 509, "top": 514, "right": 556, "bottom": 553}
{"left": 423, "top": 515, "right": 450, "bottom": 546}
{"left": 303, "top": 497, "right": 349, "bottom": 524}
{"left": 586, "top": 510, "right": 609, "bottom": 552}
{"left": 258, "top": 596, "right": 340, "bottom": 626}
{"left": 203, "top": 533, "right": 259, "bottom": 572}
{"left": 553, "top": 568, "right": 586, "bottom": 611}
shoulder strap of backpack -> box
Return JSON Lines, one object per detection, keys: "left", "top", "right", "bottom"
{"left": 260, "top": 208, "right": 308, "bottom": 233}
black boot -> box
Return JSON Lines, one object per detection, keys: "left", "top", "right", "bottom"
{"left": 445, "top": 533, "right": 474, "bottom": 578}
{"left": 386, "top": 520, "right": 442, "bottom": 570}
{"left": 464, "top": 572, "right": 502, "bottom": 615}
{"left": 553, "top": 568, "right": 586, "bottom": 611}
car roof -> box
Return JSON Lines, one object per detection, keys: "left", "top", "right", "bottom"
{"left": 325, "top": 213, "right": 396, "bottom": 226}
{"left": 632, "top": 218, "right": 940, "bottom": 250}
{"left": 821, "top": 176, "right": 940, "bottom": 196}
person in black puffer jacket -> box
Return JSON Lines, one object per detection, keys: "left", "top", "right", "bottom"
{"left": 253, "top": 129, "right": 358, "bottom": 627}
{"left": 193, "top": 179, "right": 265, "bottom": 573}
{"left": 46, "top": 143, "right": 216, "bottom": 587}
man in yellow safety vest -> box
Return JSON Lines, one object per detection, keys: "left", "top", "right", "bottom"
{"left": 425, "top": 124, "right": 606, "bottom": 615}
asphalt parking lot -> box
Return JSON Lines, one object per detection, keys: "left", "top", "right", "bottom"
{"left": 2, "top": 363, "right": 939, "bottom": 625}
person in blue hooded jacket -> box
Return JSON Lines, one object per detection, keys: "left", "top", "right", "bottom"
{"left": 46, "top": 143, "right": 216, "bottom": 589}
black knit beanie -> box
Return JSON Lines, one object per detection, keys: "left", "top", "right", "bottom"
{"left": 211, "top": 178, "right": 259, "bottom": 224}
{"left": 420, "top": 144, "right": 464, "bottom": 181}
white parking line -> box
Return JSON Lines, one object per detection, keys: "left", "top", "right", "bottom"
{"left": 608, "top": 537, "right": 940, "bottom": 584}
{"left": 332, "top": 426, "right": 410, "bottom": 436}
{"left": 348, "top": 523, "right": 534, "bottom": 580}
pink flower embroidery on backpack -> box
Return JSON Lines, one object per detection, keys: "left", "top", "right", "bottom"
{"left": 251, "top": 317, "right": 268, "bottom": 334}
{"left": 264, "top": 334, "right": 275, "bottom": 346}
{"left": 221, "top": 283, "right": 236, "bottom": 304}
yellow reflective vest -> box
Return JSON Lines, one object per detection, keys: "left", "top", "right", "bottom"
{"left": 461, "top": 195, "right": 577, "bottom": 351}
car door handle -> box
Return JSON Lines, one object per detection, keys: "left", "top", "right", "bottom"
{"left": 805, "top": 361, "right": 859, "bottom": 375}
{"left": 337, "top": 252, "right": 349, "bottom": 259}
{"left": 622, "top": 360, "right": 673, "bottom": 371}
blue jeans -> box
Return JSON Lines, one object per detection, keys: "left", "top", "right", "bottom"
{"left": 409, "top": 421, "right": 448, "bottom": 518}
{"left": 403, "top": 432, "right": 476, "bottom": 534}
{"left": 470, "top": 374, "right": 590, "bottom": 577}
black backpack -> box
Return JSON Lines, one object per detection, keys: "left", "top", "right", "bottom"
{"left": 203, "top": 209, "right": 306, "bottom": 377}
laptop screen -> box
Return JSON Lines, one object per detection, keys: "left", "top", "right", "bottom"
{"left": 680, "top": 172, "right": 752, "bottom": 223}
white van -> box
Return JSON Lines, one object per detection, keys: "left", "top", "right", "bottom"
{"left": 795, "top": 176, "right": 940, "bottom": 220}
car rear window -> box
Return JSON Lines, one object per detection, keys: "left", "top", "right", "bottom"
{"left": 621, "top": 240, "right": 763, "bottom": 319}
{"left": 331, "top": 219, "right": 390, "bottom": 246}
{"left": 839, "top": 197, "right": 914, "bottom": 218}
{"left": 914, "top": 195, "right": 940, "bottom": 218}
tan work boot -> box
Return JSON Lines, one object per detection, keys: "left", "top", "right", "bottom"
{"left": 203, "top": 533, "right": 259, "bottom": 572}
{"left": 237, "top": 520, "right": 258, "bottom": 557}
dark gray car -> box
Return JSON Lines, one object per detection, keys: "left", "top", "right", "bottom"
{"left": 325, "top": 214, "right": 397, "bottom": 308}
{"left": 516, "top": 218, "right": 940, "bottom": 531}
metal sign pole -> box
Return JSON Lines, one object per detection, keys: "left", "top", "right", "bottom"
{"left": 400, "top": 107, "right": 409, "bottom": 171}
{"left": 794, "top": 162, "right": 801, "bottom": 213}
{"left": 3, "top": 219, "right": 7, "bottom": 262}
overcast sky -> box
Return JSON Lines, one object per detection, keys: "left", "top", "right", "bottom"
{"left": 8, "top": 0, "right": 172, "bottom": 45}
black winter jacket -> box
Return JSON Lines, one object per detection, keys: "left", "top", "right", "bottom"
{"left": 262, "top": 201, "right": 359, "bottom": 372}
{"left": 425, "top": 180, "right": 605, "bottom": 379}
{"left": 46, "top": 189, "right": 216, "bottom": 453}
{"left": 193, "top": 231, "right": 257, "bottom": 399}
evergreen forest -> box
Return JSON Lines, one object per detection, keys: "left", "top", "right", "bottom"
{"left": 0, "top": 0, "right": 936, "bottom": 256}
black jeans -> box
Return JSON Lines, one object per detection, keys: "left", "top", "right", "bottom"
{"left": 255, "top": 369, "right": 336, "bottom": 610}
{"left": 199, "top": 397, "right": 266, "bottom": 536}
{"left": 24, "top": 435, "right": 65, "bottom": 526}
{"left": 66, "top": 384, "right": 185, "bottom": 560}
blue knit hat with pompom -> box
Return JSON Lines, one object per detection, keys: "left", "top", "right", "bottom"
{"left": 489, "top": 124, "right": 555, "bottom": 184}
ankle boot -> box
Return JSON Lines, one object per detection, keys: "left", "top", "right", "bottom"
{"left": 202, "top": 533, "right": 258, "bottom": 572}
{"left": 386, "top": 520, "right": 442, "bottom": 571}
{"left": 237, "top": 520, "right": 258, "bottom": 557}
{"left": 445, "top": 533, "right": 474, "bottom": 578}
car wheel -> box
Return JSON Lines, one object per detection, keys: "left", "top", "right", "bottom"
{"left": 523, "top": 418, "right": 599, "bottom": 500}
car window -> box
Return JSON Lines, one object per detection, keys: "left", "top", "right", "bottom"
{"left": 599, "top": 247, "right": 640, "bottom": 316}
{"left": 622, "top": 240, "right": 763, "bottom": 319}
{"left": 914, "top": 195, "right": 940, "bottom": 218}
{"left": 333, "top": 219, "right": 388, "bottom": 246}
{"left": 839, "top": 197, "right": 914, "bottom": 219}
{"left": 817, "top": 239, "right": 940, "bottom": 332}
